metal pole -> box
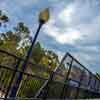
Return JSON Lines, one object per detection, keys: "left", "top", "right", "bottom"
{"left": 9, "top": 22, "right": 43, "bottom": 98}
{"left": 60, "top": 58, "right": 73, "bottom": 99}
{"left": 75, "top": 70, "right": 85, "bottom": 99}
{"left": 4, "top": 60, "right": 21, "bottom": 100}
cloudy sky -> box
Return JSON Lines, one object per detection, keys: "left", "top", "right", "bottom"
{"left": 0, "top": 0, "right": 100, "bottom": 73}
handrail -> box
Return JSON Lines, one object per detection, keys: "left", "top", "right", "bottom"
{"left": 0, "top": 49, "right": 99, "bottom": 81}
{"left": 0, "top": 49, "right": 100, "bottom": 99}
{"left": 67, "top": 53, "right": 100, "bottom": 81}
{"left": 0, "top": 49, "right": 57, "bottom": 75}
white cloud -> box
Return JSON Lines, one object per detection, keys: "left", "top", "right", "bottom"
{"left": 57, "top": 30, "right": 80, "bottom": 44}
{"left": 43, "top": 0, "right": 100, "bottom": 46}
{"left": 44, "top": 21, "right": 80, "bottom": 44}
{"left": 43, "top": 0, "right": 100, "bottom": 72}
{"left": 58, "top": 3, "right": 75, "bottom": 24}
{"left": 43, "top": 3, "right": 81, "bottom": 44}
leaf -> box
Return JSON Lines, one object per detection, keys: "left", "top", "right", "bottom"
{"left": 0, "top": 14, "right": 9, "bottom": 22}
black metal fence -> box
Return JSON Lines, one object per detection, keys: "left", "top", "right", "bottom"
{"left": 0, "top": 49, "right": 99, "bottom": 99}
{"left": 35, "top": 53, "right": 100, "bottom": 99}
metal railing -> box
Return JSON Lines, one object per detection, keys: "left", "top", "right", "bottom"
{"left": 35, "top": 53, "right": 100, "bottom": 99}
{"left": 0, "top": 49, "right": 54, "bottom": 99}
{"left": 0, "top": 49, "right": 99, "bottom": 99}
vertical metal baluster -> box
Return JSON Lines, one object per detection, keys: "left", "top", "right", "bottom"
{"left": 0, "top": 66, "right": 2, "bottom": 98}
{"left": 85, "top": 72, "right": 92, "bottom": 98}
{"left": 75, "top": 69, "right": 85, "bottom": 99}
{"left": 87, "top": 73, "right": 92, "bottom": 88}
{"left": 97, "top": 80, "right": 100, "bottom": 93}
{"left": 92, "top": 78, "right": 96, "bottom": 98}
{"left": 98, "top": 81, "right": 100, "bottom": 97}
{"left": 42, "top": 71, "right": 55, "bottom": 99}
{"left": 60, "top": 57, "right": 73, "bottom": 99}
{"left": 4, "top": 59, "right": 21, "bottom": 100}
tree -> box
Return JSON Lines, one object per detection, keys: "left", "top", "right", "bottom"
{"left": 96, "top": 73, "right": 100, "bottom": 80}
{"left": 40, "top": 50, "right": 59, "bottom": 70}
{"left": 14, "top": 22, "right": 32, "bottom": 56}
{"left": 0, "top": 10, "right": 9, "bottom": 27}
{"left": 30, "top": 42, "right": 45, "bottom": 64}
{"left": 0, "top": 31, "right": 21, "bottom": 55}
{"left": 0, "top": 10, "right": 61, "bottom": 98}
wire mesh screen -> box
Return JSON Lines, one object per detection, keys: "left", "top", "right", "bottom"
{"left": 0, "top": 49, "right": 50, "bottom": 99}
{"left": 0, "top": 50, "right": 99, "bottom": 99}
{"left": 36, "top": 53, "right": 100, "bottom": 99}
{"left": 17, "top": 74, "right": 45, "bottom": 98}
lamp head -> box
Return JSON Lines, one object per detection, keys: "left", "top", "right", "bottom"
{"left": 39, "top": 8, "right": 50, "bottom": 24}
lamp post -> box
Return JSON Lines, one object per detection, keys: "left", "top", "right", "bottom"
{"left": 9, "top": 8, "right": 50, "bottom": 98}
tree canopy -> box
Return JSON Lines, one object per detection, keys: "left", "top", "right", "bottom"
{"left": 0, "top": 9, "right": 60, "bottom": 97}
{"left": 0, "top": 10, "right": 59, "bottom": 68}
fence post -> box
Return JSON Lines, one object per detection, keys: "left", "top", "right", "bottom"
{"left": 75, "top": 70, "right": 85, "bottom": 99}
{"left": 85, "top": 73, "right": 92, "bottom": 98}
{"left": 60, "top": 57, "right": 73, "bottom": 99}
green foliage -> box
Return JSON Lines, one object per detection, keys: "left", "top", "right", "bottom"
{"left": 0, "top": 31, "right": 21, "bottom": 56}
{"left": 14, "top": 22, "right": 30, "bottom": 34}
{"left": 96, "top": 73, "right": 100, "bottom": 79}
{"left": 40, "top": 50, "right": 59, "bottom": 70}
{"left": 0, "top": 10, "right": 9, "bottom": 27}
{"left": 17, "top": 76, "right": 44, "bottom": 97}
{"left": 30, "top": 42, "right": 45, "bottom": 64}
{"left": 0, "top": 15, "right": 9, "bottom": 23}
{"left": 0, "top": 10, "right": 60, "bottom": 97}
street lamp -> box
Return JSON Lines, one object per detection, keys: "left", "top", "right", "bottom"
{"left": 9, "top": 8, "right": 50, "bottom": 98}
{"left": 39, "top": 8, "right": 49, "bottom": 24}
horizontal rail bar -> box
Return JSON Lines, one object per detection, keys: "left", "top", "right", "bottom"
{"left": 0, "top": 49, "right": 99, "bottom": 82}
{"left": 67, "top": 53, "right": 100, "bottom": 81}
{"left": 0, "top": 64, "right": 48, "bottom": 81}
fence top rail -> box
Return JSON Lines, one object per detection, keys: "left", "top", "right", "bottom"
{"left": 0, "top": 49, "right": 22, "bottom": 59}
{"left": 0, "top": 64, "right": 48, "bottom": 81}
{"left": 0, "top": 49, "right": 56, "bottom": 73}
{"left": 67, "top": 53, "right": 100, "bottom": 81}
{"left": 0, "top": 49, "right": 99, "bottom": 82}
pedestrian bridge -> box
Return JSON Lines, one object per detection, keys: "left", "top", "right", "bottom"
{"left": 0, "top": 49, "right": 99, "bottom": 99}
